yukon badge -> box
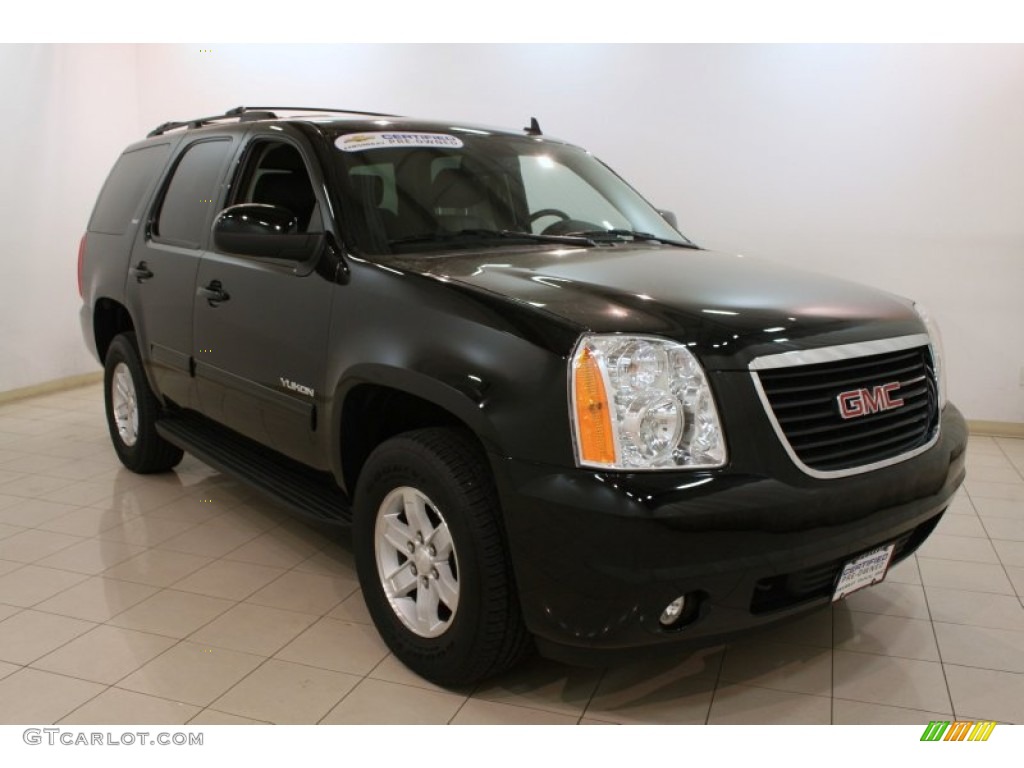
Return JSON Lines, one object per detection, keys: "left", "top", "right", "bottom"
{"left": 280, "top": 378, "right": 315, "bottom": 398}
{"left": 837, "top": 382, "right": 903, "bottom": 420}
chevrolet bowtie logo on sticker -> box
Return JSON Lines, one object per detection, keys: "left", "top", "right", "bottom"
{"left": 920, "top": 720, "right": 997, "bottom": 741}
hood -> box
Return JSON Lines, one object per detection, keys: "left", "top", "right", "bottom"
{"left": 385, "top": 245, "right": 924, "bottom": 370}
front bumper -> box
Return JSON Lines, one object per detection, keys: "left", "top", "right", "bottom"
{"left": 493, "top": 403, "right": 967, "bottom": 665}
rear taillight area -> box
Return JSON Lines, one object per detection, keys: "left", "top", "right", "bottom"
{"left": 78, "top": 233, "right": 87, "bottom": 298}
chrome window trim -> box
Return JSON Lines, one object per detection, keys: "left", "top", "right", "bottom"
{"left": 749, "top": 334, "right": 940, "bottom": 480}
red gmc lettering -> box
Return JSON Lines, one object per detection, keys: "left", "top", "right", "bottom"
{"left": 837, "top": 382, "right": 904, "bottom": 420}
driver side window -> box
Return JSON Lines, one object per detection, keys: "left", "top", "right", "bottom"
{"left": 233, "top": 142, "right": 321, "bottom": 233}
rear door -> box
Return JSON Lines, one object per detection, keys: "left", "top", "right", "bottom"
{"left": 192, "top": 134, "right": 334, "bottom": 466}
{"left": 126, "top": 136, "right": 237, "bottom": 407}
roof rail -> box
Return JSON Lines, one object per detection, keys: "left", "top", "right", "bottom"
{"left": 147, "top": 105, "right": 402, "bottom": 138}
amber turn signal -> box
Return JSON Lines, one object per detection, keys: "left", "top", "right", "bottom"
{"left": 573, "top": 345, "right": 616, "bottom": 465}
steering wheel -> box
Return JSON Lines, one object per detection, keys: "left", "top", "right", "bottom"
{"left": 541, "top": 218, "right": 601, "bottom": 237}
{"left": 529, "top": 208, "right": 571, "bottom": 224}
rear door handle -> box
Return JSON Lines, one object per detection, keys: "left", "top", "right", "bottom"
{"left": 197, "top": 280, "right": 230, "bottom": 306}
{"left": 129, "top": 262, "right": 154, "bottom": 282}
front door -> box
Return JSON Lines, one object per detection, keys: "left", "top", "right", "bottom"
{"left": 192, "top": 137, "right": 333, "bottom": 466}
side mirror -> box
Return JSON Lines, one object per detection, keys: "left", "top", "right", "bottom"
{"left": 658, "top": 209, "right": 679, "bottom": 231}
{"left": 213, "top": 204, "right": 323, "bottom": 262}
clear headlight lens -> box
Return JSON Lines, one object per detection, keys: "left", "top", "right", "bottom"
{"left": 570, "top": 334, "right": 727, "bottom": 470}
{"left": 914, "top": 302, "right": 947, "bottom": 409}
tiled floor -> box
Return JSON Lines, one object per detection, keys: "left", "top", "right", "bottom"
{"left": 0, "top": 383, "right": 1022, "bottom": 725}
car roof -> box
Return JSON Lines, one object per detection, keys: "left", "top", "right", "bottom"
{"left": 145, "top": 106, "right": 543, "bottom": 143}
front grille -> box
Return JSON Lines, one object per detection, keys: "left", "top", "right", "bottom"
{"left": 755, "top": 345, "right": 939, "bottom": 473}
{"left": 749, "top": 514, "right": 941, "bottom": 614}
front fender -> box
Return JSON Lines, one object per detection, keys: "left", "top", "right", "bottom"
{"left": 322, "top": 261, "right": 582, "bottom": 490}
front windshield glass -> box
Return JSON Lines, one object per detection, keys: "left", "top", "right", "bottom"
{"left": 331, "top": 128, "right": 691, "bottom": 254}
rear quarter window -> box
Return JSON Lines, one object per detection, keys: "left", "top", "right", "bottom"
{"left": 89, "top": 144, "right": 172, "bottom": 235}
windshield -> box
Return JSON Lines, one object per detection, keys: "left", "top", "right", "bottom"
{"left": 331, "top": 129, "right": 692, "bottom": 254}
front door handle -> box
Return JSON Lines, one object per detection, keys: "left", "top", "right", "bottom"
{"left": 197, "top": 280, "right": 230, "bottom": 306}
{"left": 129, "top": 262, "right": 154, "bottom": 282}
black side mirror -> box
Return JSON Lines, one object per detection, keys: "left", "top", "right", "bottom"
{"left": 658, "top": 209, "right": 679, "bottom": 231}
{"left": 213, "top": 204, "right": 323, "bottom": 262}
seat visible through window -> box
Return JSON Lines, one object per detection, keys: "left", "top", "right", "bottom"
{"left": 247, "top": 144, "right": 317, "bottom": 232}
{"left": 429, "top": 168, "right": 497, "bottom": 231}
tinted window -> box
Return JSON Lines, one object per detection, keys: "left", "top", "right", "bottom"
{"left": 231, "top": 142, "right": 320, "bottom": 234}
{"left": 519, "top": 156, "right": 629, "bottom": 233}
{"left": 89, "top": 144, "right": 171, "bottom": 235}
{"left": 334, "top": 133, "right": 686, "bottom": 254}
{"left": 155, "top": 139, "right": 233, "bottom": 247}
{"left": 350, "top": 162, "right": 396, "bottom": 213}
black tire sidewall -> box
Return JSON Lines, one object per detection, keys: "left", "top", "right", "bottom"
{"left": 354, "top": 435, "right": 495, "bottom": 683}
{"left": 103, "top": 332, "right": 179, "bottom": 472}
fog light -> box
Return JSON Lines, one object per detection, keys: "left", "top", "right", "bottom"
{"left": 659, "top": 596, "right": 687, "bottom": 626}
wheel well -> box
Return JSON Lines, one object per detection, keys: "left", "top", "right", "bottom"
{"left": 93, "top": 299, "right": 134, "bottom": 363}
{"left": 340, "top": 385, "right": 473, "bottom": 494}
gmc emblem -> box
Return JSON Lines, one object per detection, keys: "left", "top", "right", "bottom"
{"left": 837, "top": 382, "right": 904, "bottom": 420}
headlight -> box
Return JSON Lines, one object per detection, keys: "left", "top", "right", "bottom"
{"left": 570, "top": 334, "right": 727, "bottom": 470}
{"left": 914, "top": 303, "right": 947, "bottom": 409}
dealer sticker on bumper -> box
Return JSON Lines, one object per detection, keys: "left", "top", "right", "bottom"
{"left": 832, "top": 543, "right": 896, "bottom": 602}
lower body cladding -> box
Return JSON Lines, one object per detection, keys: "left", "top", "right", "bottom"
{"left": 494, "top": 405, "right": 967, "bottom": 665}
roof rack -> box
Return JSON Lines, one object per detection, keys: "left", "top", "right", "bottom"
{"left": 147, "top": 105, "right": 402, "bottom": 138}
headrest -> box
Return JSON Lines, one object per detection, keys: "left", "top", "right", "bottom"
{"left": 430, "top": 168, "right": 484, "bottom": 209}
{"left": 350, "top": 174, "right": 385, "bottom": 206}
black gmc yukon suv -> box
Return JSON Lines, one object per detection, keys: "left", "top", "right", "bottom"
{"left": 79, "top": 106, "right": 967, "bottom": 685}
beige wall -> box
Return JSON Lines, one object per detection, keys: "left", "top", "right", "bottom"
{"left": 0, "top": 45, "right": 140, "bottom": 390}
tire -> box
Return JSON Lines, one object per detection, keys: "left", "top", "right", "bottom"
{"left": 103, "top": 332, "right": 184, "bottom": 474}
{"left": 353, "top": 428, "right": 530, "bottom": 687}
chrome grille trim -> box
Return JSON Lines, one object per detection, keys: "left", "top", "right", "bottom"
{"left": 749, "top": 335, "right": 940, "bottom": 479}
{"left": 749, "top": 334, "right": 930, "bottom": 371}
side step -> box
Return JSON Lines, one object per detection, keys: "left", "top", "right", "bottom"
{"left": 156, "top": 411, "right": 352, "bottom": 527}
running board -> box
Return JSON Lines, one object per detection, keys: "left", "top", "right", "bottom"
{"left": 156, "top": 411, "right": 352, "bottom": 527}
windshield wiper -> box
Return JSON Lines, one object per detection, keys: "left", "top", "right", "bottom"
{"left": 567, "top": 229, "right": 699, "bottom": 248}
{"left": 389, "top": 229, "right": 596, "bottom": 247}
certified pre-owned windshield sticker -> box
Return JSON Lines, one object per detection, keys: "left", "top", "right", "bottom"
{"left": 335, "top": 132, "right": 465, "bottom": 152}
